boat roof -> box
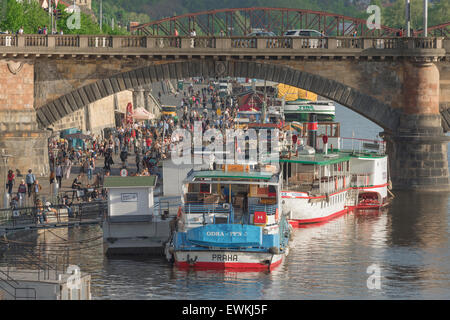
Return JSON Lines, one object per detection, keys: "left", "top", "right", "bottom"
{"left": 278, "top": 152, "right": 351, "bottom": 165}
{"left": 185, "top": 169, "right": 280, "bottom": 185}
{"left": 342, "top": 150, "right": 387, "bottom": 159}
{"left": 103, "top": 176, "right": 158, "bottom": 188}
{"left": 247, "top": 123, "right": 279, "bottom": 129}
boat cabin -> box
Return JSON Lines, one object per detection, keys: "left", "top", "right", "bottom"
{"left": 280, "top": 153, "right": 352, "bottom": 196}
{"left": 180, "top": 164, "right": 281, "bottom": 231}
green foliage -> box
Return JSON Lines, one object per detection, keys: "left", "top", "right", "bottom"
{"left": 0, "top": 0, "right": 49, "bottom": 33}
{"left": 372, "top": 0, "right": 449, "bottom": 30}
{"left": 0, "top": 0, "right": 448, "bottom": 35}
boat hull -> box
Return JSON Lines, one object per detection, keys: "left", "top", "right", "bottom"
{"left": 282, "top": 190, "right": 349, "bottom": 228}
{"left": 346, "top": 186, "right": 389, "bottom": 211}
{"left": 173, "top": 250, "right": 285, "bottom": 271}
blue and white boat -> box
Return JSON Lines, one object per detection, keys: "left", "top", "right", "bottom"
{"left": 165, "top": 164, "right": 291, "bottom": 271}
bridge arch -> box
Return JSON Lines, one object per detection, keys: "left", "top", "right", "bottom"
{"left": 35, "top": 60, "right": 400, "bottom": 132}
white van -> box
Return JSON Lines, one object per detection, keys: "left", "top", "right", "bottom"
{"left": 283, "top": 29, "right": 326, "bottom": 48}
{"left": 283, "top": 29, "right": 325, "bottom": 37}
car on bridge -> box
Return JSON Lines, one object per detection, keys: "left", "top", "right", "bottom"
{"left": 283, "top": 29, "right": 326, "bottom": 48}
{"left": 246, "top": 31, "right": 277, "bottom": 37}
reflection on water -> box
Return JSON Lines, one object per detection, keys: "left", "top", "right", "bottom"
{"left": 1, "top": 190, "right": 449, "bottom": 300}
{"left": 1, "top": 105, "right": 450, "bottom": 299}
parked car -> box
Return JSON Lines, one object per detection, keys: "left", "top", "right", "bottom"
{"left": 283, "top": 29, "right": 326, "bottom": 48}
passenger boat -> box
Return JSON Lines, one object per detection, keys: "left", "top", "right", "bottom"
{"left": 283, "top": 100, "right": 336, "bottom": 123}
{"left": 280, "top": 115, "right": 390, "bottom": 227}
{"left": 165, "top": 164, "right": 291, "bottom": 271}
{"left": 343, "top": 139, "right": 390, "bottom": 211}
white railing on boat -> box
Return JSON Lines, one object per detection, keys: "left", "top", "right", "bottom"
{"left": 340, "top": 137, "right": 386, "bottom": 155}
{"left": 319, "top": 174, "right": 352, "bottom": 194}
{"left": 351, "top": 174, "right": 373, "bottom": 188}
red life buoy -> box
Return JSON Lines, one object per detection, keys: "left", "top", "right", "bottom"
{"left": 177, "top": 206, "right": 182, "bottom": 218}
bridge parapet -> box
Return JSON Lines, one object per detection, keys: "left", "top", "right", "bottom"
{"left": 0, "top": 35, "right": 446, "bottom": 60}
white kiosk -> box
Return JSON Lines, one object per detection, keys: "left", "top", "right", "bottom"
{"left": 102, "top": 175, "right": 172, "bottom": 256}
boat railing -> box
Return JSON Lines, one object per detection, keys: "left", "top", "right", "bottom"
{"left": 248, "top": 204, "right": 277, "bottom": 215}
{"left": 341, "top": 137, "right": 386, "bottom": 155}
{"left": 318, "top": 174, "right": 352, "bottom": 194}
{"left": 184, "top": 203, "right": 234, "bottom": 225}
{"left": 351, "top": 174, "right": 372, "bottom": 188}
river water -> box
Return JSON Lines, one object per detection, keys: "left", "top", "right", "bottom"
{"left": 2, "top": 104, "right": 450, "bottom": 299}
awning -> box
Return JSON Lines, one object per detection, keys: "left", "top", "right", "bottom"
{"left": 64, "top": 133, "right": 93, "bottom": 140}
{"left": 132, "top": 107, "right": 156, "bottom": 120}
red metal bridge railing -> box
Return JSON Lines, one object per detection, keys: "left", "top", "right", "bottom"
{"left": 131, "top": 7, "right": 404, "bottom": 37}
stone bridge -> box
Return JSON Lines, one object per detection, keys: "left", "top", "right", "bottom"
{"left": 0, "top": 34, "right": 449, "bottom": 191}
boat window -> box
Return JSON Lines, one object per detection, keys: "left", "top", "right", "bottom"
{"left": 200, "top": 183, "right": 211, "bottom": 194}
{"left": 215, "top": 216, "right": 229, "bottom": 224}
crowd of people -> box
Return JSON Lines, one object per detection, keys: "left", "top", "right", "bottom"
{"left": 5, "top": 79, "right": 244, "bottom": 217}
{"left": 1, "top": 25, "right": 64, "bottom": 35}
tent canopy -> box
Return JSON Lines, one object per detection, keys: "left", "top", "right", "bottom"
{"left": 132, "top": 107, "right": 156, "bottom": 120}
{"left": 277, "top": 84, "right": 317, "bottom": 102}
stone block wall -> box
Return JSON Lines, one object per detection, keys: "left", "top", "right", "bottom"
{"left": 51, "top": 108, "right": 85, "bottom": 132}
{"left": 0, "top": 60, "right": 50, "bottom": 177}
{"left": 50, "top": 90, "right": 133, "bottom": 136}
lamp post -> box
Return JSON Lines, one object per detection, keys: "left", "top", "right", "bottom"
{"left": 100, "top": 0, "right": 103, "bottom": 32}
{"left": 52, "top": 147, "right": 59, "bottom": 201}
{"left": 1, "top": 149, "right": 13, "bottom": 209}
{"left": 423, "top": 0, "right": 428, "bottom": 37}
{"left": 405, "top": 0, "right": 411, "bottom": 37}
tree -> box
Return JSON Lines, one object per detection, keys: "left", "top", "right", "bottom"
{"left": 0, "top": 0, "right": 49, "bottom": 34}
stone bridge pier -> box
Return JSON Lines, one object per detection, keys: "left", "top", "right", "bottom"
{"left": 0, "top": 61, "right": 49, "bottom": 178}
{"left": 384, "top": 61, "right": 450, "bottom": 191}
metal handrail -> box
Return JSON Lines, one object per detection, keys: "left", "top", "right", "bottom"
{"left": 0, "top": 269, "right": 37, "bottom": 300}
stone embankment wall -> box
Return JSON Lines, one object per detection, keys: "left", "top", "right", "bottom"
{"left": 50, "top": 90, "right": 133, "bottom": 135}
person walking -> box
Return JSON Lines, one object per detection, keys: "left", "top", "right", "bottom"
{"left": 17, "top": 179, "right": 27, "bottom": 207}
{"left": 114, "top": 136, "right": 120, "bottom": 155}
{"left": 26, "top": 169, "right": 36, "bottom": 198}
{"left": 104, "top": 151, "right": 114, "bottom": 172}
{"left": 55, "top": 164, "right": 63, "bottom": 188}
{"left": 32, "top": 180, "right": 42, "bottom": 205}
{"left": 135, "top": 151, "right": 141, "bottom": 174}
{"left": 87, "top": 158, "right": 94, "bottom": 181}
{"left": 120, "top": 147, "right": 128, "bottom": 168}
{"left": 71, "top": 175, "right": 82, "bottom": 201}
{"left": 6, "top": 169, "right": 14, "bottom": 195}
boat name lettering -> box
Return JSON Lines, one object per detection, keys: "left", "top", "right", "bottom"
{"left": 212, "top": 254, "right": 238, "bottom": 261}
{"left": 297, "top": 105, "right": 314, "bottom": 111}
{"left": 206, "top": 231, "right": 225, "bottom": 236}
{"left": 206, "top": 231, "right": 243, "bottom": 237}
